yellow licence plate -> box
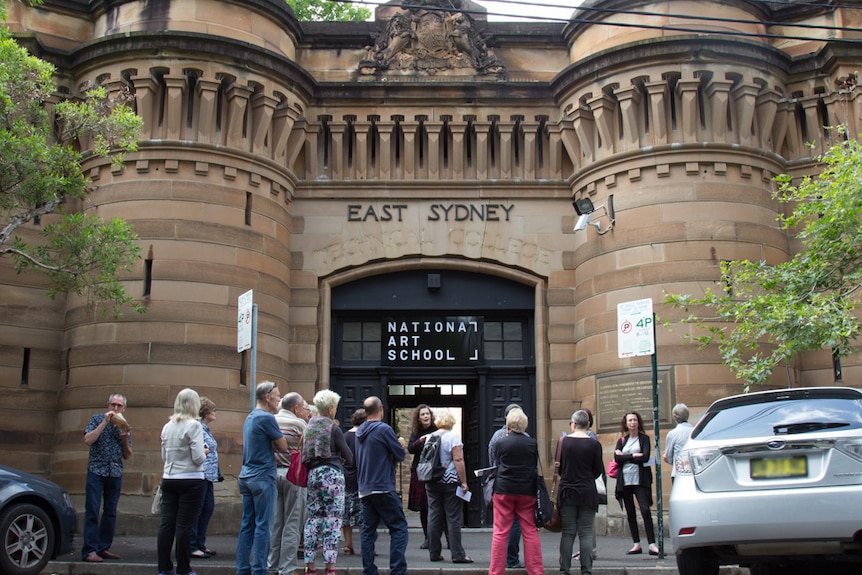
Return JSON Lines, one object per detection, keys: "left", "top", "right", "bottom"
{"left": 750, "top": 456, "right": 807, "bottom": 479}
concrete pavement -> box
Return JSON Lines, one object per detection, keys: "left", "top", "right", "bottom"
{"left": 44, "top": 527, "right": 749, "bottom": 575}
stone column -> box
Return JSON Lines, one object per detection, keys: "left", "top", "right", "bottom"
{"left": 353, "top": 119, "right": 370, "bottom": 180}
{"left": 450, "top": 120, "right": 467, "bottom": 180}
{"left": 162, "top": 75, "right": 187, "bottom": 141}
{"left": 676, "top": 78, "right": 701, "bottom": 143}
{"left": 272, "top": 105, "right": 300, "bottom": 162}
{"left": 195, "top": 78, "right": 221, "bottom": 144}
{"left": 571, "top": 106, "right": 595, "bottom": 163}
{"left": 705, "top": 79, "right": 733, "bottom": 143}
{"left": 645, "top": 81, "right": 669, "bottom": 145}
{"left": 732, "top": 83, "right": 759, "bottom": 147}
{"left": 401, "top": 119, "right": 417, "bottom": 180}
{"left": 522, "top": 120, "right": 539, "bottom": 180}
{"left": 497, "top": 119, "right": 515, "bottom": 180}
{"left": 425, "top": 120, "right": 443, "bottom": 179}
{"left": 225, "top": 84, "right": 254, "bottom": 149}
{"left": 130, "top": 74, "right": 159, "bottom": 141}
{"left": 614, "top": 85, "right": 641, "bottom": 151}
{"left": 755, "top": 90, "right": 781, "bottom": 152}
{"left": 377, "top": 120, "right": 394, "bottom": 180}
{"left": 586, "top": 93, "right": 616, "bottom": 158}
{"left": 474, "top": 121, "right": 491, "bottom": 180}
{"left": 250, "top": 93, "right": 278, "bottom": 155}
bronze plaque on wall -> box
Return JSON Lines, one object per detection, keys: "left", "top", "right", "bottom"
{"left": 596, "top": 368, "right": 673, "bottom": 433}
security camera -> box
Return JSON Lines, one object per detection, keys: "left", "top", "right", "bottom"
{"left": 574, "top": 213, "right": 590, "bottom": 232}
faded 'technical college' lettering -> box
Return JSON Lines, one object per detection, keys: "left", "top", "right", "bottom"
{"left": 347, "top": 203, "right": 514, "bottom": 222}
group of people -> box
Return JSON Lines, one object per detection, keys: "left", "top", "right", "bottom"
{"left": 484, "top": 403, "right": 692, "bottom": 575}
{"left": 235, "top": 383, "right": 411, "bottom": 575}
{"left": 80, "top": 390, "right": 222, "bottom": 575}
{"left": 79, "top": 385, "right": 693, "bottom": 575}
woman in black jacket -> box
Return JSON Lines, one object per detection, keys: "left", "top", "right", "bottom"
{"left": 488, "top": 408, "right": 544, "bottom": 575}
{"left": 406, "top": 404, "right": 438, "bottom": 548}
{"left": 613, "top": 411, "right": 658, "bottom": 556}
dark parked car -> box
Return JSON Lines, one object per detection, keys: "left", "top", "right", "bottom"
{"left": 0, "top": 465, "right": 77, "bottom": 575}
{"left": 670, "top": 386, "right": 862, "bottom": 575}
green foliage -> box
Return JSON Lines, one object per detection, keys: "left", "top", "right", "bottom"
{"left": 0, "top": 23, "right": 144, "bottom": 316}
{"left": 287, "top": 0, "right": 371, "bottom": 22}
{"left": 665, "top": 133, "right": 862, "bottom": 390}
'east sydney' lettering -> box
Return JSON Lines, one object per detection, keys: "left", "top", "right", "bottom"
{"left": 348, "top": 203, "right": 513, "bottom": 222}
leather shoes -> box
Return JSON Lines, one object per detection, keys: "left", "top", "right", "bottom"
{"left": 453, "top": 556, "right": 474, "bottom": 563}
{"left": 98, "top": 549, "right": 121, "bottom": 559}
{"left": 84, "top": 552, "right": 103, "bottom": 563}
{"left": 429, "top": 555, "right": 444, "bottom": 562}
{"left": 626, "top": 546, "right": 643, "bottom": 555}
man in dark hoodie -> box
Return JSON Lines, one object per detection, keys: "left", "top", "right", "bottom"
{"left": 355, "top": 396, "right": 408, "bottom": 575}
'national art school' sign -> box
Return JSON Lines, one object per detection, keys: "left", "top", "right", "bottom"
{"left": 384, "top": 316, "right": 482, "bottom": 366}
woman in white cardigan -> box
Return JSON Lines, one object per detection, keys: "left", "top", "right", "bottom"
{"left": 157, "top": 388, "right": 207, "bottom": 575}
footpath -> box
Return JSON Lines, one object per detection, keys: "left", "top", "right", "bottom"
{"left": 44, "top": 528, "right": 749, "bottom": 575}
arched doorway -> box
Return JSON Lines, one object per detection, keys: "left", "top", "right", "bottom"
{"left": 328, "top": 268, "right": 538, "bottom": 526}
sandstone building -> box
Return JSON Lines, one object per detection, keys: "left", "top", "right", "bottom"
{"left": 2, "top": 0, "right": 861, "bottom": 530}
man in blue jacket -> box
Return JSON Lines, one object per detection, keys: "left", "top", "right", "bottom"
{"left": 355, "top": 396, "right": 408, "bottom": 575}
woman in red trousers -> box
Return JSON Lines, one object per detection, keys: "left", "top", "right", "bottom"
{"left": 488, "top": 407, "right": 544, "bottom": 575}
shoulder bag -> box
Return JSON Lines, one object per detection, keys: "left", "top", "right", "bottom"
{"left": 287, "top": 435, "right": 308, "bottom": 487}
{"left": 535, "top": 439, "right": 562, "bottom": 532}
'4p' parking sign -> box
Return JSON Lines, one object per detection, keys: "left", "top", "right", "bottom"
{"left": 617, "top": 298, "right": 655, "bottom": 358}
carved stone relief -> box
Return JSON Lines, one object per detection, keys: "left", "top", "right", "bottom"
{"left": 359, "top": 0, "right": 505, "bottom": 75}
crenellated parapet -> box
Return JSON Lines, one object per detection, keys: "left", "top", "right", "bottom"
{"left": 552, "top": 37, "right": 862, "bottom": 175}
{"left": 291, "top": 112, "right": 559, "bottom": 182}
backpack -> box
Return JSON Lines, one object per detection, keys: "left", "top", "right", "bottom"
{"left": 416, "top": 433, "right": 447, "bottom": 482}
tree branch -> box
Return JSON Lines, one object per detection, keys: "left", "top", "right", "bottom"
{"left": 0, "top": 246, "right": 76, "bottom": 274}
{"left": 0, "top": 200, "right": 62, "bottom": 246}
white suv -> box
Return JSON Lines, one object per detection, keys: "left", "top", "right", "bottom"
{"left": 670, "top": 387, "right": 862, "bottom": 575}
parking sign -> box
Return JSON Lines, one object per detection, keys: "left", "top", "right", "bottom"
{"left": 618, "top": 298, "right": 655, "bottom": 358}
{"left": 237, "top": 289, "right": 253, "bottom": 352}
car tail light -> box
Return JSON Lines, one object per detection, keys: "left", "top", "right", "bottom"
{"left": 837, "top": 439, "right": 862, "bottom": 462}
{"left": 679, "top": 447, "right": 722, "bottom": 475}
{"left": 678, "top": 526, "right": 696, "bottom": 536}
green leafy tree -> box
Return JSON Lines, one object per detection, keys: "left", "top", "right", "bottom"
{"left": 0, "top": 21, "right": 144, "bottom": 315}
{"left": 287, "top": 0, "right": 371, "bottom": 22}
{"left": 665, "top": 134, "right": 862, "bottom": 390}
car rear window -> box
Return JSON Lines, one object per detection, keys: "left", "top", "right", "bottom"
{"left": 691, "top": 397, "right": 862, "bottom": 441}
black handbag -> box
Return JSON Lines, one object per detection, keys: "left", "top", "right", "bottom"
{"left": 535, "top": 475, "right": 554, "bottom": 528}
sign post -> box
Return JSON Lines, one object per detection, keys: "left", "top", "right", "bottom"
{"left": 617, "top": 298, "right": 663, "bottom": 557}
{"left": 238, "top": 290, "right": 257, "bottom": 411}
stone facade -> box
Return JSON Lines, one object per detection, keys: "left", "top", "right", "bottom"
{"left": 2, "top": 0, "right": 861, "bottom": 533}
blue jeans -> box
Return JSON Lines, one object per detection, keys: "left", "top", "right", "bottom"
{"left": 507, "top": 517, "right": 522, "bottom": 566}
{"left": 360, "top": 492, "right": 409, "bottom": 575}
{"left": 190, "top": 480, "right": 214, "bottom": 552}
{"left": 81, "top": 471, "right": 122, "bottom": 558}
{"left": 236, "top": 476, "right": 277, "bottom": 575}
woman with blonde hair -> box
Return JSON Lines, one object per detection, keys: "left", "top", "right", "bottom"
{"left": 425, "top": 410, "right": 473, "bottom": 563}
{"left": 488, "top": 408, "right": 543, "bottom": 575}
{"left": 302, "top": 389, "right": 353, "bottom": 575}
{"left": 158, "top": 388, "right": 207, "bottom": 575}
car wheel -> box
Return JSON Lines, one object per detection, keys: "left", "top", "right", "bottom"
{"left": 676, "top": 547, "right": 719, "bottom": 575}
{"left": 0, "top": 502, "right": 55, "bottom": 575}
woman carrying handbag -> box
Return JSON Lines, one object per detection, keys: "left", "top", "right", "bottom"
{"left": 613, "top": 411, "right": 658, "bottom": 556}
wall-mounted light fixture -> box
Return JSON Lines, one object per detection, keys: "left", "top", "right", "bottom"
{"left": 573, "top": 195, "right": 615, "bottom": 235}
